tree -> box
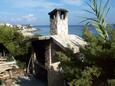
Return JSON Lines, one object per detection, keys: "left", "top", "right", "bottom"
{"left": 82, "top": 0, "right": 110, "bottom": 41}
{"left": 57, "top": 0, "right": 115, "bottom": 86}
{"left": 0, "top": 25, "right": 31, "bottom": 57}
{"left": 79, "top": 0, "right": 115, "bottom": 85}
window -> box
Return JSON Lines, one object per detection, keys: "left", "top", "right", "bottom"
{"left": 60, "top": 12, "right": 66, "bottom": 19}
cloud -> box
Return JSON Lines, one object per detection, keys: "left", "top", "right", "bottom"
{"left": 0, "top": 0, "right": 85, "bottom": 25}
{"left": 22, "top": 14, "right": 36, "bottom": 22}
{"left": 61, "top": 0, "right": 82, "bottom": 5}
{"left": 10, "top": 14, "right": 37, "bottom": 23}
{"left": 7, "top": 0, "right": 63, "bottom": 9}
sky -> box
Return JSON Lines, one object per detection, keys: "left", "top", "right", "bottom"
{"left": 0, "top": 0, "right": 115, "bottom": 25}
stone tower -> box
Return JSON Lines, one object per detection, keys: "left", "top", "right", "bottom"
{"left": 49, "top": 8, "right": 68, "bottom": 35}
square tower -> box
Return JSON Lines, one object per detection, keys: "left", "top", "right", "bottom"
{"left": 49, "top": 8, "right": 68, "bottom": 36}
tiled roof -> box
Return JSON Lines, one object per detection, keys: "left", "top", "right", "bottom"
{"left": 51, "top": 34, "right": 86, "bottom": 53}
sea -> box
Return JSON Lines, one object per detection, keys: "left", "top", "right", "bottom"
{"left": 33, "top": 25, "right": 115, "bottom": 37}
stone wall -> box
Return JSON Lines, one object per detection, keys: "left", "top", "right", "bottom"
{"left": 56, "top": 14, "right": 68, "bottom": 36}
{"left": 48, "top": 69, "right": 64, "bottom": 86}
{"left": 50, "top": 11, "right": 68, "bottom": 36}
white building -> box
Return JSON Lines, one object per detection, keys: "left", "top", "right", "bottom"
{"left": 0, "top": 23, "right": 37, "bottom": 37}
{"left": 0, "top": 23, "right": 13, "bottom": 27}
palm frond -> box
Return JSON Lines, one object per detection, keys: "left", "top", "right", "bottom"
{"left": 99, "top": 0, "right": 102, "bottom": 11}
{"left": 83, "top": 0, "right": 110, "bottom": 40}
{"left": 82, "top": 9, "right": 95, "bottom": 15}
{"left": 105, "top": 7, "right": 110, "bottom": 17}
{"left": 104, "top": 0, "right": 110, "bottom": 10}
{"left": 102, "top": 0, "right": 110, "bottom": 16}
{"left": 80, "top": 17, "right": 99, "bottom": 24}
{"left": 85, "top": 1, "right": 95, "bottom": 12}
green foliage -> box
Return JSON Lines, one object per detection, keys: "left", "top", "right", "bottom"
{"left": 56, "top": 0, "right": 115, "bottom": 86}
{"left": 56, "top": 51, "right": 83, "bottom": 82}
{"left": 56, "top": 51, "right": 103, "bottom": 86}
{"left": 83, "top": 0, "right": 110, "bottom": 41}
{"left": 82, "top": 29, "right": 115, "bottom": 60}
{"left": 6, "top": 56, "right": 14, "bottom": 62}
{"left": 69, "top": 66, "right": 101, "bottom": 86}
{"left": 16, "top": 60, "right": 26, "bottom": 69}
{"left": 0, "top": 26, "right": 30, "bottom": 56}
{"left": 80, "top": 0, "right": 115, "bottom": 85}
{"left": 108, "top": 79, "right": 115, "bottom": 86}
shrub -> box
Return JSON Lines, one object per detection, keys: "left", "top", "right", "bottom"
{"left": 69, "top": 66, "right": 101, "bottom": 86}
{"left": 108, "top": 79, "right": 115, "bottom": 86}
{"left": 57, "top": 0, "right": 115, "bottom": 86}
{"left": 16, "top": 60, "right": 26, "bottom": 69}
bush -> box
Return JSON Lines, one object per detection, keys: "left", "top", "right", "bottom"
{"left": 16, "top": 60, "right": 26, "bottom": 69}
{"left": 0, "top": 25, "right": 31, "bottom": 57}
{"left": 69, "top": 66, "right": 101, "bottom": 86}
{"left": 108, "top": 80, "right": 115, "bottom": 86}
{"left": 57, "top": 0, "right": 115, "bottom": 86}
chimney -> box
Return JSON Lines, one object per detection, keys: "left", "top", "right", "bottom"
{"left": 49, "top": 8, "right": 68, "bottom": 36}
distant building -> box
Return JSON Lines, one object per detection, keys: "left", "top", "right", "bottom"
{"left": 29, "top": 8, "right": 86, "bottom": 86}
{"left": 0, "top": 23, "right": 37, "bottom": 37}
{"left": 6, "top": 23, "right": 13, "bottom": 27}
{"left": 13, "top": 24, "right": 37, "bottom": 37}
{"left": 0, "top": 23, "right": 13, "bottom": 27}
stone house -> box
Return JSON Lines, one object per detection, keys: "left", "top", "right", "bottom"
{"left": 28, "top": 8, "right": 86, "bottom": 86}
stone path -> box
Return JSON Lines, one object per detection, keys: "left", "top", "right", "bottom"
{"left": 12, "top": 75, "right": 46, "bottom": 86}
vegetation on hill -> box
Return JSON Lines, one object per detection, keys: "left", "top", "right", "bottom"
{"left": 0, "top": 26, "right": 30, "bottom": 55}
{"left": 57, "top": 0, "right": 115, "bottom": 86}
{"left": 0, "top": 25, "right": 32, "bottom": 68}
